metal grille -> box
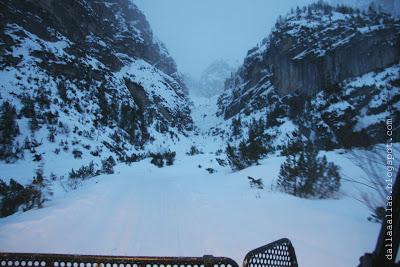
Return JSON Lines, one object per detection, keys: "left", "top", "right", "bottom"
{"left": 243, "top": 238, "right": 298, "bottom": 267}
{"left": 0, "top": 253, "right": 239, "bottom": 267}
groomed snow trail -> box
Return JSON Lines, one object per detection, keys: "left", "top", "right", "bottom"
{"left": 0, "top": 94, "right": 381, "bottom": 267}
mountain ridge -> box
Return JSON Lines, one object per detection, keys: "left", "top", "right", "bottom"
{"left": 0, "top": 0, "right": 193, "bottom": 170}
{"left": 216, "top": 2, "right": 400, "bottom": 168}
{"left": 219, "top": 3, "right": 400, "bottom": 121}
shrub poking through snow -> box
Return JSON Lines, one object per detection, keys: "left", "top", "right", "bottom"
{"left": 186, "top": 145, "right": 203, "bottom": 156}
{"left": 68, "top": 158, "right": 116, "bottom": 189}
{"left": 277, "top": 141, "right": 341, "bottom": 199}
{"left": 0, "top": 179, "right": 42, "bottom": 217}
{"left": 206, "top": 168, "right": 216, "bottom": 174}
{"left": 72, "top": 148, "right": 83, "bottom": 159}
{"left": 101, "top": 156, "right": 117, "bottom": 174}
{"left": 248, "top": 176, "right": 264, "bottom": 189}
{"left": 216, "top": 158, "right": 227, "bottom": 167}
{"left": 0, "top": 101, "right": 21, "bottom": 162}
{"left": 164, "top": 151, "right": 176, "bottom": 166}
{"left": 226, "top": 143, "right": 247, "bottom": 170}
{"left": 150, "top": 151, "right": 176, "bottom": 167}
{"left": 123, "top": 153, "right": 143, "bottom": 164}
{"left": 150, "top": 153, "right": 164, "bottom": 168}
{"left": 226, "top": 118, "right": 272, "bottom": 170}
{"left": 0, "top": 165, "right": 51, "bottom": 217}
{"left": 69, "top": 161, "right": 97, "bottom": 180}
{"left": 280, "top": 130, "right": 304, "bottom": 156}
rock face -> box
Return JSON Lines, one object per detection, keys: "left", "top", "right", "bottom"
{"left": 218, "top": 3, "right": 400, "bottom": 151}
{"left": 0, "top": 0, "right": 192, "bottom": 166}
{"left": 198, "top": 59, "right": 236, "bottom": 97}
{"left": 270, "top": 18, "right": 398, "bottom": 97}
{"left": 185, "top": 59, "right": 236, "bottom": 98}
{"left": 1, "top": 0, "right": 181, "bottom": 78}
{"left": 220, "top": 3, "right": 400, "bottom": 119}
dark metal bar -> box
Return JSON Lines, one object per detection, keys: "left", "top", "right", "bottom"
{"left": 243, "top": 238, "right": 298, "bottom": 267}
{"left": 0, "top": 253, "right": 239, "bottom": 267}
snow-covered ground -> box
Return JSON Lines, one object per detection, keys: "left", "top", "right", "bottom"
{"left": 0, "top": 150, "right": 381, "bottom": 267}
{"left": 0, "top": 94, "right": 389, "bottom": 267}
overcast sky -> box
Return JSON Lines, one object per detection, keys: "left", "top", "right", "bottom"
{"left": 133, "top": 0, "right": 317, "bottom": 78}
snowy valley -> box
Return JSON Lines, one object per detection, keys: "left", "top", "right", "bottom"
{"left": 0, "top": 1, "right": 399, "bottom": 267}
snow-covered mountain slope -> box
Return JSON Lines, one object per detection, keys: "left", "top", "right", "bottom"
{"left": 217, "top": 2, "right": 400, "bottom": 152}
{"left": 0, "top": 148, "right": 383, "bottom": 267}
{"left": 0, "top": 2, "right": 398, "bottom": 266}
{"left": 189, "top": 60, "right": 237, "bottom": 98}
{"left": 0, "top": 0, "right": 193, "bottom": 182}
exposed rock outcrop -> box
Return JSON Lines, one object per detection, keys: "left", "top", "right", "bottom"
{"left": 219, "top": 3, "right": 400, "bottom": 119}
{"left": 218, "top": 3, "right": 400, "bottom": 152}
{"left": 0, "top": 0, "right": 193, "bottom": 166}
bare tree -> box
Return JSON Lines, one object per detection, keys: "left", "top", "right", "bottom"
{"left": 346, "top": 145, "right": 399, "bottom": 222}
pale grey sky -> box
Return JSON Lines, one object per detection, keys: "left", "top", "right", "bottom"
{"left": 133, "top": 0, "right": 317, "bottom": 78}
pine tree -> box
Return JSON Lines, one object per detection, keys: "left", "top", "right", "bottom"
{"left": 226, "top": 143, "right": 245, "bottom": 170}
{"left": 244, "top": 118, "right": 268, "bottom": 162}
{"left": 267, "top": 104, "right": 286, "bottom": 127}
{"left": 0, "top": 102, "right": 20, "bottom": 160}
{"left": 0, "top": 102, "right": 19, "bottom": 145}
{"left": 20, "top": 95, "right": 35, "bottom": 118}
{"left": 29, "top": 108, "right": 40, "bottom": 133}
{"left": 164, "top": 151, "right": 176, "bottom": 166}
{"left": 307, "top": 6, "right": 313, "bottom": 17}
{"left": 102, "top": 156, "right": 116, "bottom": 174}
{"left": 281, "top": 130, "right": 304, "bottom": 156}
{"left": 231, "top": 117, "right": 242, "bottom": 137}
{"left": 277, "top": 141, "right": 340, "bottom": 199}
{"left": 296, "top": 6, "right": 301, "bottom": 16}
{"left": 119, "top": 104, "right": 137, "bottom": 142}
{"left": 47, "top": 126, "right": 56, "bottom": 142}
{"left": 277, "top": 154, "right": 299, "bottom": 196}
{"left": 57, "top": 82, "right": 69, "bottom": 103}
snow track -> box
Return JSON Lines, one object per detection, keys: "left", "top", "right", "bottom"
{"left": 0, "top": 94, "right": 390, "bottom": 267}
{"left": 0, "top": 149, "right": 381, "bottom": 267}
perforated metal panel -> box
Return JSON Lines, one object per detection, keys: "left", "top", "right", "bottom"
{"left": 0, "top": 253, "right": 238, "bottom": 267}
{"left": 243, "top": 238, "right": 298, "bottom": 267}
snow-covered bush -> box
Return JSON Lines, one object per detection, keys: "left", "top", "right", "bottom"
{"left": 0, "top": 166, "right": 51, "bottom": 217}
{"left": 225, "top": 144, "right": 247, "bottom": 170}
{"left": 280, "top": 130, "right": 305, "bottom": 156}
{"left": 226, "top": 118, "right": 272, "bottom": 170}
{"left": 206, "top": 168, "right": 216, "bottom": 174}
{"left": 72, "top": 149, "right": 83, "bottom": 159}
{"left": 150, "top": 151, "right": 176, "bottom": 167}
{"left": 123, "top": 153, "right": 143, "bottom": 164}
{"left": 277, "top": 142, "right": 341, "bottom": 199}
{"left": 248, "top": 176, "right": 264, "bottom": 189}
{"left": 0, "top": 179, "right": 42, "bottom": 217}
{"left": 150, "top": 153, "right": 164, "bottom": 168}
{"left": 230, "top": 117, "right": 242, "bottom": 137}
{"left": 164, "top": 151, "right": 176, "bottom": 166}
{"left": 0, "top": 101, "right": 21, "bottom": 162}
{"left": 101, "top": 156, "right": 117, "bottom": 174}
{"left": 186, "top": 145, "right": 203, "bottom": 156}
{"left": 69, "top": 161, "right": 97, "bottom": 180}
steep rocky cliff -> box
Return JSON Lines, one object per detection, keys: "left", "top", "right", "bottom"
{"left": 218, "top": 3, "right": 400, "bottom": 157}
{"left": 0, "top": 0, "right": 182, "bottom": 78}
{"left": 221, "top": 4, "right": 399, "bottom": 118}
{"left": 197, "top": 59, "right": 236, "bottom": 97}
{"left": 0, "top": 0, "right": 192, "bottom": 168}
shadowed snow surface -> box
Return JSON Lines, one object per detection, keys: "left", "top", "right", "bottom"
{"left": 0, "top": 95, "right": 384, "bottom": 267}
